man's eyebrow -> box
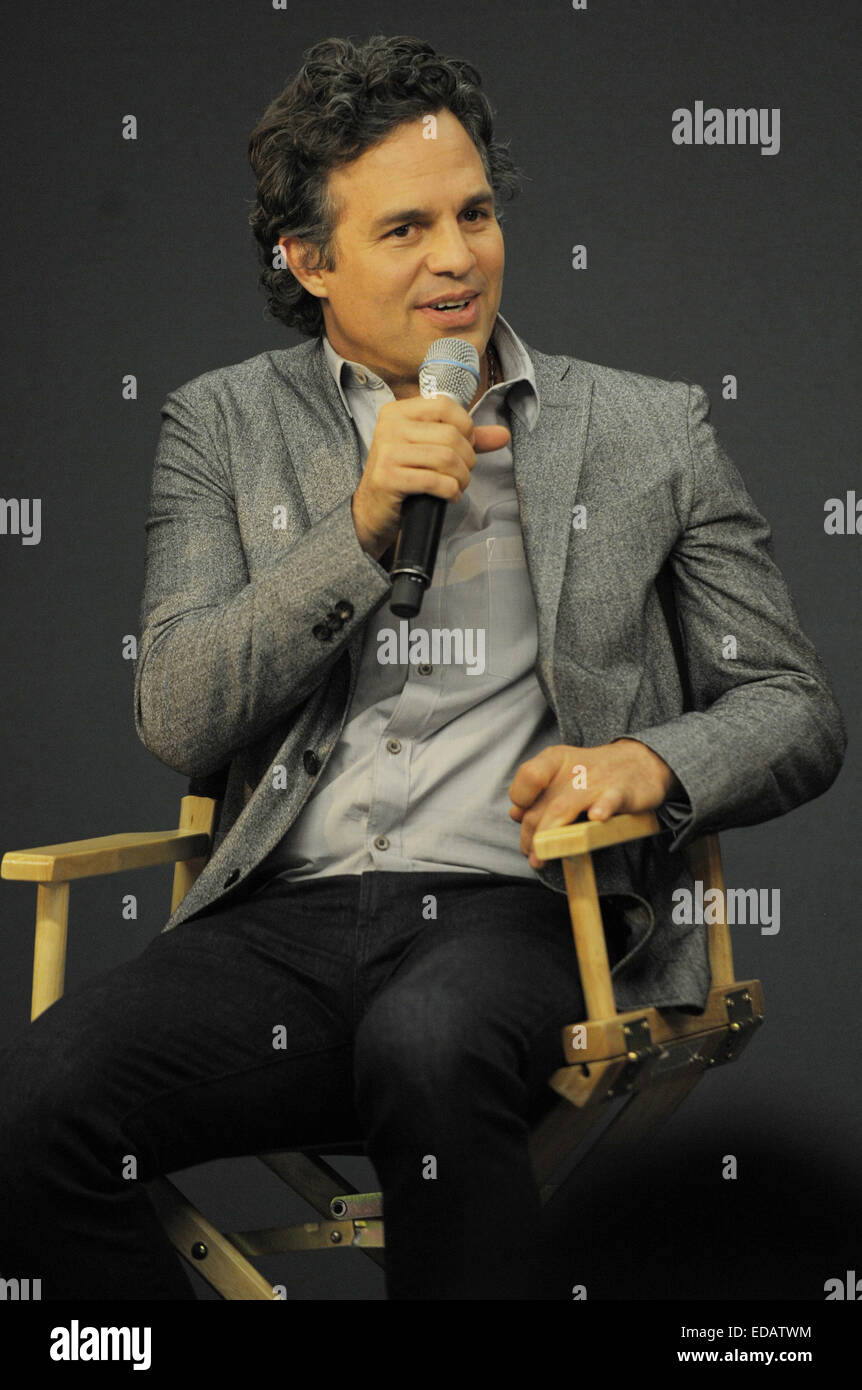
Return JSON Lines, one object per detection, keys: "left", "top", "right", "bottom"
{"left": 369, "top": 189, "right": 495, "bottom": 235}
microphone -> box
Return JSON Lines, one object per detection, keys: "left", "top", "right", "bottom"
{"left": 389, "top": 337, "right": 481, "bottom": 618}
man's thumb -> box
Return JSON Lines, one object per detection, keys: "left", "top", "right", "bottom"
{"left": 473, "top": 424, "right": 512, "bottom": 452}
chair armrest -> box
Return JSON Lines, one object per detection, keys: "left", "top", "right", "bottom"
{"left": 1, "top": 830, "right": 212, "bottom": 884}
{"left": 533, "top": 811, "right": 733, "bottom": 1020}
{"left": 531, "top": 814, "right": 662, "bottom": 1020}
{"left": 532, "top": 811, "right": 661, "bottom": 861}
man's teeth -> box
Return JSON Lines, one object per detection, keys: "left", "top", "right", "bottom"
{"left": 430, "top": 299, "right": 469, "bottom": 310}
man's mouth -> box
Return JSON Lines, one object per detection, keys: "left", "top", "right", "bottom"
{"left": 416, "top": 293, "right": 480, "bottom": 323}
{"left": 425, "top": 298, "right": 471, "bottom": 312}
{"left": 418, "top": 291, "right": 479, "bottom": 312}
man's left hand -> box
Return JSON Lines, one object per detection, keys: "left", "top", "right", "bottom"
{"left": 509, "top": 740, "right": 682, "bottom": 868}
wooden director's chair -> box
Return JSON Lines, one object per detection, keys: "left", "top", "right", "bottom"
{"left": 2, "top": 772, "right": 764, "bottom": 1299}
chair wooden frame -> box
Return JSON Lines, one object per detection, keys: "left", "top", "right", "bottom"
{"left": 2, "top": 793, "right": 764, "bottom": 1299}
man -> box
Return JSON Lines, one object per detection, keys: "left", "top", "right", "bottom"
{"left": 0, "top": 35, "right": 845, "bottom": 1302}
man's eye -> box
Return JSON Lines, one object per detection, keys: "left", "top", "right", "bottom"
{"left": 387, "top": 210, "right": 491, "bottom": 239}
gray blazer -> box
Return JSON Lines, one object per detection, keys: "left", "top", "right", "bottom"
{"left": 133, "top": 332, "right": 846, "bottom": 1013}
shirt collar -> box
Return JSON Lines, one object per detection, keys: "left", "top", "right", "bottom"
{"left": 321, "top": 309, "right": 539, "bottom": 431}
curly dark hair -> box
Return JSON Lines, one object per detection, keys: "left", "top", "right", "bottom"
{"left": 247, "top": 34, "right": 522, "bottom": 337}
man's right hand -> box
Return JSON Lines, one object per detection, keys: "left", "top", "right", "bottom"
{"left": 351, "top": 394, "right": 511, "bottom": 561}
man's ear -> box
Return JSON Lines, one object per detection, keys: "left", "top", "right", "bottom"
{"left": 277, "top": 235, "right": 328, "bottom": 300}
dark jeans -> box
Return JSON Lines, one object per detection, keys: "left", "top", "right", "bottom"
{"left": 0, "top": 870, "right": 614, "bottom": 1301}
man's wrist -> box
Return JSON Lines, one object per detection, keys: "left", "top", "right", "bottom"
{"left": 351, "top": 493, "right": 380, "bottom": 558}
{"left": 351, "top": 492, "right": 390, "bottom": 562}
{"left": 615, "top": 737, "right": 682, "bottom": 801}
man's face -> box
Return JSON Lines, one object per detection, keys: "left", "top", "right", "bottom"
{"left": 281, "top": 108, "right": 504, "bottom": 399}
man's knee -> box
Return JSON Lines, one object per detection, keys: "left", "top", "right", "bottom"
{"left": 353, "top": 982, "right": 521, "bottom": 1114}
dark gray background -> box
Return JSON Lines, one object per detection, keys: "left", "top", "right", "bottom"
{"left": 1, "top": 0, "right": 859, "bottom": 1300}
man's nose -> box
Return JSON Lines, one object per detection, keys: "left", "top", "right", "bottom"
{"left": 424, "top": 221, "right": 477, "bottom": 276}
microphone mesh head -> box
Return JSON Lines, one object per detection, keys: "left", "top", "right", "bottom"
{"left": 419, "top": 337, "right": 481, "bottom": 408}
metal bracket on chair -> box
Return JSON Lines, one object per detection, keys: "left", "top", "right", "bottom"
{"left": 708, "top": 988, "right": 763, "bottom": 1066}
{"left": 605, "top": 1017, "right": 661, "bottom": 1098}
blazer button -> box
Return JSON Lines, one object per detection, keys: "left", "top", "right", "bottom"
{"left": 325, "top": 611, "right": 344, "bottom": 631}
{"left": 312, "top": 622, "right": 333, "bottom": 641}
{"left": 335, "top": 600, "right": 353, "bottom": 621}
{"left": 303, "top": 749, "right": 321, "bottom": 776}
{"left": 223, "top": 868, "right": 240, "bottom": 888}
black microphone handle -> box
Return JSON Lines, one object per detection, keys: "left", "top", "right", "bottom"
{"left": 389, "top": 492, "right": 447, "bottom": 618}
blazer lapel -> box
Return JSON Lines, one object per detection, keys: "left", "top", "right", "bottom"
{"left": 511, "top": 349, "right": 594, "bottom": 711}
{"left": 269, "top": 336, "right": 364, "bottom": 524}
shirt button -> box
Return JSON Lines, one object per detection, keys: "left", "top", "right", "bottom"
{"left": 374, "top": 835, "right": 390, "bottom": 851}
{"left": 386, "top": 738, "right": 402, "bottom": 754}
{"left": 303, "top": 749, "right": 321, "bottom": 776}
{"left": 417, "top": 663, "right": 433, "bottom": 676}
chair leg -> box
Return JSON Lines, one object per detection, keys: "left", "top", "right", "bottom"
{"left": 258, "top": 1150, "right": 360, "bottom": 1213}
{"left": 258, "top": 1151, "right": 386, "bottom": 1270}
{"left": 32, "top": 882, "right": 70, "bottom": 1020}
{"left": 146, "top": 1177, "right": 279, "bottom": 1300}
{"left": 540, "top": 1056, "right": 714, "bottom": 1223}
{"left": 529, "top": 1067, "right": 625, "bottom": 1195}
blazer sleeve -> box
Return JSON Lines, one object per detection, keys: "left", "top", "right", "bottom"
{"left": 619, "top": 382, "right": 847, "bottom": 850}
{"left": 133, "top": 384, "right": 392, "bottom": 778}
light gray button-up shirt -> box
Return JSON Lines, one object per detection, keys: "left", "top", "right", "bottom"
{"left": 259, "top": 311, "right": 563, "bottom": 881}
